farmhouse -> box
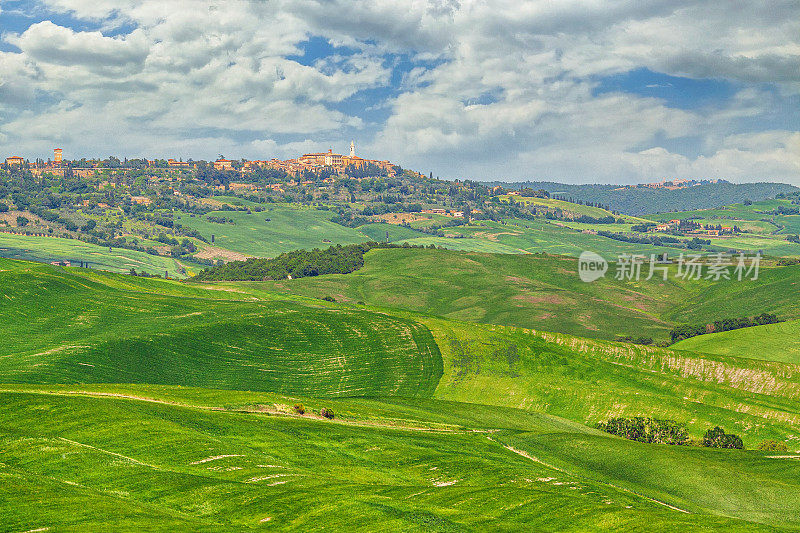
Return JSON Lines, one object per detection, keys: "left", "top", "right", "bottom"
{"left": 5, "top": 156, "right": 24, "bottom": 166}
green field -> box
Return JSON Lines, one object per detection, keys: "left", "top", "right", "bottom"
{"left": 0, "top": 259, "right": 440, "bottom": 396}
{"left": 0, "top": 232, "right": 192, "bottom": 278}
{"left": 423, "top": 218, "right": 683, "bottom": 257}
{"left": 645, "top": 199, "right": 790, "bottom": 223}
{"left": 255, "top": 247, "right": 800, "bottom": 342}
{"left": 4, "top": 385, "right": 792, "bottom": 531}
{"left": 673, "top": 319, "right": 800, "bottom": 365}
{"left": 174, "top": 204, "right": 375, "bottom": 258}
{"left": 4, "top": 255, "right": 800, "bottom": 530}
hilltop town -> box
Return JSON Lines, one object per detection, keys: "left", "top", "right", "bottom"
{"left": 5, "top": 143, "right": 400, "bottom": 181}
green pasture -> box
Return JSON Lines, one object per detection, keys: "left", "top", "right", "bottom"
{"left": 673, "top": 319, "right": 800, "bottom": 365}
{"left": 0, "top": 232, "right": 191, "bottom": 277}
{"left": 4, "top": 256, "right": 800, "bottom": 529}
{"left": 174, "top": 203, "right": 371, "bottom": 258}
{"left": 2, "top": 386, "right": 785, "bottom": 531}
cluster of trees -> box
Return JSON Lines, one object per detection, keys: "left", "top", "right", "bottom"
{"left": 193, "top": 242, "right": 431, "bottom": 281}
{"left": 549, "top": 195, "right": 613, "bottom": 212}
{"left": 596, "top": 417, "right": 689, "bottom": 445}
{"left": 766, "top": 205, "right": 800, "bottom": 215}
{"left": 669, "top": 313, "right": 782, "bottom": 343}
{"left": 518, "top": 188, "right": 550, "bottom": 198}
{"left": 597, "top": 417, "right": 745, "bottom": 449}
{"left": 573, "top": 215, "right": 622, "bottom": 224}
{"left": 631, "top": 222, "right": 656, "bottom": 232}
{"left": 597, "top": 230, "right": 681, "bottom": 247}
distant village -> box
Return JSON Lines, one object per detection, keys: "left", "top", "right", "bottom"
{"left": 617, "top": 178, "right": 729, "bottom": 191}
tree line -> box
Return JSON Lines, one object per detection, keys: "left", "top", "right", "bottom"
{"left": 669, "top": 313, "right": 782, "bottom": 343}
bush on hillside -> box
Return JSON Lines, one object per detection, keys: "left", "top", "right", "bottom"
{"left": 293, "top": 403, "right": 305, "bottom": 415}
{"left": 320, "top": 407, "right": 334, "bottom": 420}
{"left": 757, "top": 440, "right": 788, "bottom": 452}
{"left": 596, "top": 417, "right": 689, "bottom": 446}
{"left": 703, "top": 427, "right": 744, "bottom": 449}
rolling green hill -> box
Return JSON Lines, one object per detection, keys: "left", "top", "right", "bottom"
{"left": 0, "top": 258, "right": 441, "bottom": 396}
{"left": 174, "top": 204, "right": 373, "bottom": 258}
{"left": 3, "top": 385, "right": 786, "bottom": 532}
{"left": 672, "top": 319, "right": 800, "bottom": 365}
{"left": 0, "top": 232, "right": 193, "bottom": 278}
{"left": 511, "top": 181, "right": 798, "bottom": 216}
{"left": 4, "top": 257, "right": 800, "bottom": 530}
{"left": 255, "top": 247, "right": 800, "bottom": 342}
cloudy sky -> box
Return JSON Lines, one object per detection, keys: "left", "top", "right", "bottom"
{"left": 0, "top": 0, "right": 798, "bottom": 184}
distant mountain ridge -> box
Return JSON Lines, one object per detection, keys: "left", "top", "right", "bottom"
{"left": 490, "top": 181, "right": 798, "bottom": 215}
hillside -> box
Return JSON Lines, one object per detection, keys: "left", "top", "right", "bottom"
{"left": 253, "top": 247, "right": 800, "bottom": 342}
{"left": 4, "top": 385, "right": 790, "bottom": 531}
{"left": 505, "top": 181, "right": 798, "bottom": 216}
{"left": 0, "top": 259, "right": 441, "bottom": 396}
{"left": 0, "top": 231, "right": 193, "bottom": 278}
{"left": 4, "top": 258, "right": 800, "bottom": 530}
{"left": 672, "top": 319, "right": 800, "bottom": 364}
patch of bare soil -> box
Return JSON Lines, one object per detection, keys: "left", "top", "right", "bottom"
{"left": 372, "top": 213, "right": 429, "bottom": 225}
{"left": 194, "top": 245, "right": 249, "bottom": 262}
{"left": 512, "top": 293, "right": 566, "bottom": 305}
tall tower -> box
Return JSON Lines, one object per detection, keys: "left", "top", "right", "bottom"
{"left": 54, "top": 148, "right": 62, "bottom": 166}
{"left": 350, "top": 141, "right": 355, "bottom": 157}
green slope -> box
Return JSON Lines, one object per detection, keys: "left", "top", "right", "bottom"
{"left": 424, "top": 317, "right": 800, "bottom": 446}
{"left": 0, "top": 232, "right": 192, "bottom": 277}
{"left": 175, "top": 203, "right": 371, "bottom": 258}
{"left": 0, "top": 259, "right": 441, "bottom": 396}
{"left": 672, "top": 319, "right": 800, "bottom": 364}
{"left": 0, "top": 386, "right": 790, "bottom": 531}
{"left": 256, "top": 248, "right": 800, "bottom": 342}
{"left": 4, "top": 257, "right": 800, "bottom": 529}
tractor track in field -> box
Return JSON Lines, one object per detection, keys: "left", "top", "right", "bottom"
{"left": 487, "top": 436, "right": 692, "bottom": 515}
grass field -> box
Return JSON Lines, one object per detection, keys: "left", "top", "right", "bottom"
{"left": 0, "top": 232, "right": 192, "bottom": 277}
{"left": 174, "top": 204, "right": 373, "bottom": 258}
{"left": 3, "top": 385, "right": 789, "bottom": 531}
{"left": 419, "top": 218, "right": 683, "bottom": 257}
{"left": 4, "top": 257, "right": 800, "bottom": 530}
{"left": 673, "top": 319, "right": 800, "bottom": 365}
{"left": 256, "top": 247, "right": 800, "bottom": 342}
{"left": 0, "top": 259, "right": 440, "bottom": 396}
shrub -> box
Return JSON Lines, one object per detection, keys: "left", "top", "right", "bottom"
{"left": 321, "top": 296, "right": 336, "bottom": 302}
{"left": 703, "top": 427, "right": 744, "bottom": 449}
{"left": 320, "top": 407, "right": 334, "bottom": 420}
{"left": 293, "top": 403, "right": 305, "bottom": 415}
{"left": 757, "top": 440, "right": 788, "bottom": 452}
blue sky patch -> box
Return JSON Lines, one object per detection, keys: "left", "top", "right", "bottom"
{"left": 592, "top": 68, "right": 738, "bottom": 110}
